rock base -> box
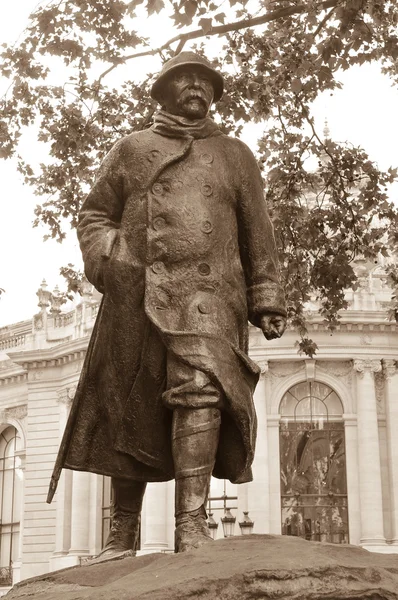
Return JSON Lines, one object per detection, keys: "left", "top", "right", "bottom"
{"left": 5, "top": 534, "right": 398, "bottom": 599}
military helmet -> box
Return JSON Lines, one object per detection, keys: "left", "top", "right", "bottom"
{"left": 150, "top": 51, "right": 224, "bottom": 104}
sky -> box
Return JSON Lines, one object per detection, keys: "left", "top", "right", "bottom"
{"left": 1, "top": 1, "right": 398, "bottom": 327}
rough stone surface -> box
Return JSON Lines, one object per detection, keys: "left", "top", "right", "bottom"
{"left": 6, "top": 535, "right": 398, "bottom": 599}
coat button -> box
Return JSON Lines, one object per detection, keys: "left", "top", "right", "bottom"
{"left": 198, "top": 302, "right": 210, "bottom": 314}
{"left": 153, "top": 216, "right": 166, "bottom": 230}
{"left": 201, "top": 183, "right": 213, "bottom": 197}
{"left": 201, "top": 220, "right": 213, "bottom": 234}
{"left": 151, "top": 261, "right": 165, "bottom": 274}
{"left": 200, "top": 153, "right": 214, "bottom": 164}
{"left": 198, "top": 263, "right": 211, "bottom": 276}
{"left": 152, "top": 183, "right": 163, "bottom": 195}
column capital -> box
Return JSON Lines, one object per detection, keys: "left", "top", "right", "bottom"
{"left": 256, "top": 359, "right": 269, "bottom": 378}
{"left": 353, "top": 359, "right": 382, "bottom": 377}
{"left": 57, "top": 386, "right": 76, "bottom": 406}
{"left": 383, "top": 359, "right": 398, "bottom": 380}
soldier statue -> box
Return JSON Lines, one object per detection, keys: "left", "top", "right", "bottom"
{"left": 48, "top": 51, "right": 287, "bottom": 557}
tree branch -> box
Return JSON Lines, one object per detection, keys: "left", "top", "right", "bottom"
{"left": 313, "top": 4, "right": 338, "bottom": 37}
{"left": 96, "top": 0, "right": 340, "bottom": 82}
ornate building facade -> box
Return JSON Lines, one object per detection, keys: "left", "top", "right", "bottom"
{"left": 0, "top": 263, "right": 397, "bottom": 595}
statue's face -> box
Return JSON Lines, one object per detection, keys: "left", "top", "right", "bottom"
{"left": 162, "top": 67, "right": 215, "bottom": 119}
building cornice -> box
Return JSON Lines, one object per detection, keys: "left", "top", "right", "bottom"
{"left": 7, "top": 335, "right": 89, "bottom": 369}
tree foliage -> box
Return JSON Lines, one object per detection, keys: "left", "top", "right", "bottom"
{"left": 1, "top": 0, "right": 398, "bottom": 355}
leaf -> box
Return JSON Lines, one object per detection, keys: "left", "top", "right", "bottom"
{"left": 214, "top": 12, "right": 226, "bottom": 24}
{"left": 147, "top": 0, "right": 164, "bottom": 15}
{"left": 291, "top": 78, "right": 302, "bottom": 93}
{"left": 184, "top": 0, "right": 197, "bottom": 19}
{"left": 198, "top": 17, "right": 213, "bottom": 34}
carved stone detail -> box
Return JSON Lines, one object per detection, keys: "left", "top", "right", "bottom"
{"left": 353, "top": 359, "right": 382, "bottom": 378}
{"left": 383, "top": 359, "right": 398, "bottom": 380}
{"left": 316, "top": 360, "right": 353, "bottom": 388}
{"left": 359, "top": 333, "right": 373, "bottom": 346}
{"left": 317, "top": 361, "right": 352, "bottom": 377}
{"left": 0, "top": 405, "right": 28, "bottom": 422}
{"left": 57, "top": 386, "right": 76, "bottom": 406}
{"left": 256, "top": 360, "right": 269, "bottom": 378}
{"left": 269, "top": 362, "right": 303, "bottom": 378}
{"left": 374, "top": 371, "right": 385, "bottom": 415}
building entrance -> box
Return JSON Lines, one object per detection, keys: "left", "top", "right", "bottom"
{"left": 279, "top": 381, "right": 349, "bottom": 544}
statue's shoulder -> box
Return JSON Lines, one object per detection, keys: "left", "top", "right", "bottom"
{"left": 217, "top": 133, "right": 258, "bottom": 168}
{"left": 116, "top": 128, "right": 157, "bottom": 153}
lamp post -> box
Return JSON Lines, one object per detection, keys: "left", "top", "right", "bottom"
{"left": 238, "top": 511, "right": 254, "bottom": 535}
{"left": 221, "top": 508, "right": 236, "bottom": 538}
{"left": 207, "top": 512, "right": 219, "bottom": 540}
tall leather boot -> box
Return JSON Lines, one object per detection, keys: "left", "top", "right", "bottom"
{"left": 93, "top": 478, "right": 146, "bottom": 563}
{"left": 172, "top": 406, "right": 221, "bottom": 553}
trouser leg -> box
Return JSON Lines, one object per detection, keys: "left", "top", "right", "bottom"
{"left": 97, "top": 478, "right": 146, "bottom": 560}
{"left": 173, "top": 406, "right": 221, "bottom": 552}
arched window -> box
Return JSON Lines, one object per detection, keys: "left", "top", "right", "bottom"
{"left": 279, "top": 381, "right": 349, "bottom": 544}
{"left": 0, "top": 426, "right": 23, "bottom": 584}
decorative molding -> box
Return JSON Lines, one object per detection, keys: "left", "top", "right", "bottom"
{"left": 317, "top": 360, "right": 353, "bottom": 378}
{"left": 353, "top": 359, "right": 382, "bottom": 378}
{"left": 304, "top": 360, "right": 316, "bottom": 381}
{"left": 269, "top": 362, "right": 303, "bottom": 378}
{"left": 57, "top": 386, "right": 77, "bottom": 406}
{"left": 74, "top": 360, "right": 84, "bottom": 374}
{"left": 307, "top": 322, "right": 396, "bottom": 334}
{"left": 33, "top": 370, "right": 44, "bottom": 380}
{"left": 383, "top": 359, "right": 398, "bottom": 380}
{"left": 316, "top": 360, "right": 354, "bottom": 390}
{"left": 0, "top": 405, "right": 27, "bottom": 421}
{"left": 256, "top": 360, "right": 269, "bottom": 378}
{"left": 19, "top": 350, "right": 86, "bottom": 371}
{"left": 0, "top": 372, "right": 28, "bottom": 386}
{"left": 359, "top": 333, "right": 373, "bottom": 346}
{"left": 374, "top": 371, "right": 385, "bottom": 415}
{"left": 33, "top": 313, "right": 44, "bottom": 331}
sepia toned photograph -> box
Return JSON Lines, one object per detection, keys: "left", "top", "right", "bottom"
{"left": 0, "top": 1, "right": 398, "bottom": 598}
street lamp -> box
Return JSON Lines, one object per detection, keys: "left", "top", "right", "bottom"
{"left": 239, "top": 511, "right": 254, "bottom": 535}
{"left": 221, "top": 508, "right": 236, "bottom": 538}
{"left": 207, "top": 512, "right": 219, "bottom": 540}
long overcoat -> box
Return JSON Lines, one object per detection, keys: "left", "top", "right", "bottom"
{"left": 49, "top": 125, "right": 286, "bottom": 499}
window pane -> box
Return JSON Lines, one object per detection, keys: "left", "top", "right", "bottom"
{"left": 280, "top": 382, "right": 343, "bottom": 419}
{"left": 280, "top": 383, "right": 348, "bottom": 544}
{"left": 0, "top": 426, "right": 21, "bottom": 569}
{"left": 2, "top": 470, "right": 14, "bottom": 523}
{"left": 0, "top": 532, "right": 11, "bottom": 568}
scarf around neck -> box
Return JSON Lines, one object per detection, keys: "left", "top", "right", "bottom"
{"left": 152, "top": 110, "right": 220, "bottom": 139}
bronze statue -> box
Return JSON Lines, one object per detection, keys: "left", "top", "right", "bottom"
{"left": 47, "top": 51, "right": 287, "bottom": 557}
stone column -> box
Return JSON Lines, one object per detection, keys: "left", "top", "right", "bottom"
{"left": 65, "top": 470, "right": 91, "bottom": 564}
{"left": 343, "top": 415, "right": 361, "bottom": 546}
{"left": 247, "top": 360, "right": 270, "bottom": 533}
{"left": 50, "top": 389, "right": 73, "bottom": 570}
{"left": 384, "top": 360, "right": 398, "bottom": 547}
{"left": 267, "top": 414, "right": 282, "bottom": 535}
{"left": 140, "top": 482, "right": 169, "bottom": 553}
{"left": 11, "top": 451, "right": 25, "bottom": 585}
{"left": 354, "top": 359, "right": 386, "bottom": 548}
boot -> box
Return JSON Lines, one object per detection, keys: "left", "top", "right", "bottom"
{"left": 92, "top": 478, "right": 146, "bottom": 563}
{"left": 172, "top": 407, "right": 221, "bottom": 553}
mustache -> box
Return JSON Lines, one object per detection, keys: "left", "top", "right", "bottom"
{"left": 181, "top": 88, "right": 208, "bottom": 101}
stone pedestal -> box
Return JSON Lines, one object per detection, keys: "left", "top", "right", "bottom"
{"left": 6, "top": 535, "right": 398, "bottom": 600}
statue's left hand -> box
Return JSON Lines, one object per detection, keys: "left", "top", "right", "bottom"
{"left": 260, "top": 313, "right": 287, "bottom": 340}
